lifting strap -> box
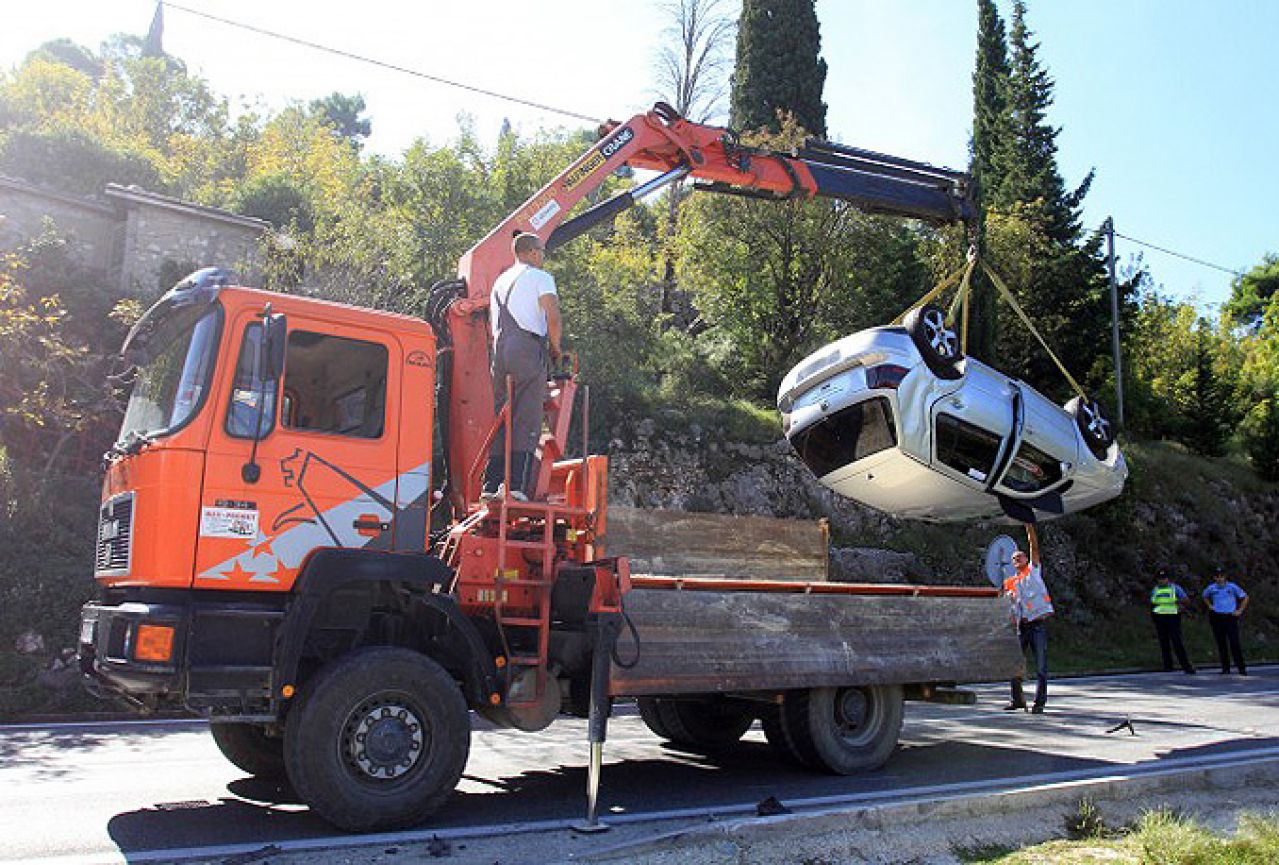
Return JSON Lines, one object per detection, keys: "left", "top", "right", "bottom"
{"left": 893, "top": 251, "right": 1090, "bottom": 404}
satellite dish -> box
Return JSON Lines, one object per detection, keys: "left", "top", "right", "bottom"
{"left": 984, "top": 534, "right": 1020, "bottom": 587}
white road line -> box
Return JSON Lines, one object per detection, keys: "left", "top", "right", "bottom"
{"left": 16, "top": 746, "right": 1279, "bottom": 865}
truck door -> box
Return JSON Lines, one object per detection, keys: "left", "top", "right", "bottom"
{"left": 196, "top": 313, "right": 402, "bottom": 591}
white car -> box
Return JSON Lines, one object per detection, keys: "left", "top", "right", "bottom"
{"left": 777, "top": 305, "right": 1128, "bottom": 523}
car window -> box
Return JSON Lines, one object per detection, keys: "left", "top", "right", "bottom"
{"left": 1000, "top": 441, "right": 1064, "bottom": 493}
{"left": 935, "top": 413, "right": 1002, "bottom": 483}
{"left": 790, "top": 397, "right": 897, "bottom": 478}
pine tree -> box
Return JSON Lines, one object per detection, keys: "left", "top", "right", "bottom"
{"left": 1182, "top": 319, "right": 1231, "bottom": 457}
{"left": 729, "top": 0, "right": 827, "bottom": 136}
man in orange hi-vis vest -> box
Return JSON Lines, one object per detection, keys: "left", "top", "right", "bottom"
{"left": 1002, "top": 524, "right": 1053, "bottom": 713}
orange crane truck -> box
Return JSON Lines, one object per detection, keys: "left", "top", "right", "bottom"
{"left": 78, "top": 103, "right": 1022, "bottom": 832}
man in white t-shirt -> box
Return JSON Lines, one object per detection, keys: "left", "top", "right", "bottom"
{"left": 482, "top": 232, "right": 563, "bottom": 501}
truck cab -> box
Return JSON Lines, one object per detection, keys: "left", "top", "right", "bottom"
{"left": 81, "top": 269, "right": 442, "bottom": 712}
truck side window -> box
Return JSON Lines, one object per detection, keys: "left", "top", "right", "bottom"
{"left": 282, "top": 331, "right": 388, "bottom": 439}
{"left": 225, "top": 323, "right": 278, "bottom": 439}
{"left": 935, "top": 413, "right": 1002, "bottom": 483}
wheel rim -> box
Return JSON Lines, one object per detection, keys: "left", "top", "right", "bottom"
{"left": 922, "top": 309, "right": 958, "bottom": 359}
{"left": 832, "top": 687, "right": 882, "bottom": 747}
{"left": 1082, "top": 401, "right": 1111, "bottom": 443}
{"left": 342, "top": 694, "right": 427, "bottom": 781}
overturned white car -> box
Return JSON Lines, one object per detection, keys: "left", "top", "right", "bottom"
{"left": 777, "top": 305, "right": 1128, "bottom": 523}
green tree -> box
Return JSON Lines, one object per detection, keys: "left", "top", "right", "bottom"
{"left": 1226, "top": 253, "right": 1279, "bottom": 329}
{"left": 1180, "top": 319, "right": 1232, "bottom": 457}
{"left": 729, "top": 0, "right": 827, "bottom": 136}
{"left": 1241, "top": 393, "right": 1279, "bottom": 481}
{"left": 309, "top": 92, "right": 373, "bottom": 150}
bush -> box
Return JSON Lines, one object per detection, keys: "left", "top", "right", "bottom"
{"left": 1241, "top": 395, "right": 1279, "bottom": 481}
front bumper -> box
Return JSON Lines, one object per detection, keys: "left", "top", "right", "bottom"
{"left": 79, "top": 600, "right": 184, "bottom": 705}
{"left": 78, "top": 590, "right": 286, "bottom": 717}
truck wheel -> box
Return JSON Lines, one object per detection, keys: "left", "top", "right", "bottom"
{"left": 780, "top": 684, "right": 903, "bottom": 774}
{"left": 210, "top": 722, "right": 286, "bottom": 779}
{"left": 284, "top": 647, "right": 471, "bottom": 832}
{"left": 760, "top": 702, "right": 817, "bottom": 768}
{"left": 650, "top": 697, "right": 755, "bottom": 750}
{"left": 636, "top": 697, "right": 674, "bottom": 740}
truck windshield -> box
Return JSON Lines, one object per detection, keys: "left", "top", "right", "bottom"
{"left": 117, "top": 304, "right": 222, "bottom": 445}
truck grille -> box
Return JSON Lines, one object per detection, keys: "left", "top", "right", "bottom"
{"left": 95, "top": 493, "right": 134, "bottom": 576}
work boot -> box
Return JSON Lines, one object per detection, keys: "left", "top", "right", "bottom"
{"left": 481, "top": 455, "right": 505, "bottom": 500}
{"left": 1002, "top": 702, "right": 1027, "bottom": 712}
{"left": 1030, "top": 704, "right": 1045, "bottom": 714}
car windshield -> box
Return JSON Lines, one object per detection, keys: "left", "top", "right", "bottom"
{"left": 790, "top": 397, "right": 897, "bottom": 478}
{"left": 117, "top": 304, "right": 221, "bottom": 445}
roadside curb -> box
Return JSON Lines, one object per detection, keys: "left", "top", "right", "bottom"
{"left": 579, "top": 754, "right": 1279, "bottom": 862}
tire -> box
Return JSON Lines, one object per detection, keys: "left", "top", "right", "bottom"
{"left": 284, "top": 647, "right": 471, "bottom": 832}
{"left": 645, "top": 697, "right": 755, "bottom": 750}
{"left": 779, "top": 684, "right": 903, "bottom": 774}
{"left": 210, "top": 722, "right": 286, "bottom": 779}
{"left": 637, "top": 697, "right": 674, "bottom": 740}
{"left": 904, "top": 303, "right": 963, "bottom": 379}
{"left": 1066, "top": 395, "right": 1115, "bottom": 459}
{"left": 760, "top": 701, "right": 817, "bottom": 768}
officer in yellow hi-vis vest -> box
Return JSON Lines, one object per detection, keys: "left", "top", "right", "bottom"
{"left": 1151, "top": 568, "right": 1195, "bottom": 674}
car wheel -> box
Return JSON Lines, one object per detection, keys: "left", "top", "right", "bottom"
{"left": 1066, "top": 396, "right": 1115, "bottom": 458}
{"left": 284, "top": 647, "right": 471, "bottom": 832}
{"left": 778, "top": 684, "right": 903, "bottom": 774}
{"left": 210, "top": 722, "right": 286, "bottom": 779}
{"left": 904, "top": 303, "right": 963, "bottom": 379}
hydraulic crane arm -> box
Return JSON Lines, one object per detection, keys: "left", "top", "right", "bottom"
{"left": 431, "top": 103, "right": 975, "bottom": 509}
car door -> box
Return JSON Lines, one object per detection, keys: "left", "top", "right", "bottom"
{"left": 928, "top": 362, "right": 1019, "bottom": 496}
{"left": 992, "top": 382, "right": 1079, "bottom": 501}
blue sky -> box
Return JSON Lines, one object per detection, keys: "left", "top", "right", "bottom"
{"left": 3, "top": 1, "right": 1274, "bottom": 307}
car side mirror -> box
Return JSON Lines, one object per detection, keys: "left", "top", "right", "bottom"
{"left": 260, "top": 311, "right": 287, "bottom": 380}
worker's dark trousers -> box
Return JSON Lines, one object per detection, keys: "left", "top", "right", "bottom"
{"left": 1152, "top": 613, "right": 1195, "bottom": 672}
{"left": 1208, "top": 612, "right": 1247, "bottom": 674}
{"left": 1011, "top": 618, "right": 1048, "bottom": 708}
{"left": 486, "top": 330, "right": 548, "bottom": 496}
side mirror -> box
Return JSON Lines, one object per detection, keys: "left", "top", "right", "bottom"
{"left": 260, "top": 312, "right": 287, "bottom": 379}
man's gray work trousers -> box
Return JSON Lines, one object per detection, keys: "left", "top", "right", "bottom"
{"left": 491, "top": 329, "right": 548, "bottom": 470}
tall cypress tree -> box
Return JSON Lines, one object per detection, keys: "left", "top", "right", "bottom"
{"left": 729, "top": 0, "right": 828, "bottom": 136}
{"left": 965, "top": 0, "right": 1013, "bottom": 362}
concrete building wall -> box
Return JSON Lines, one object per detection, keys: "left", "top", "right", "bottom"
{"left": 120, "top": 203, "right": 264, "bottom": 293}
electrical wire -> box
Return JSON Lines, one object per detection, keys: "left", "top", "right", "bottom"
{"left": 162, "top": 1, "right": 603, "bottom": 125}
{"left": 1113, "top": 230, "right": 1243, "bottom": 277}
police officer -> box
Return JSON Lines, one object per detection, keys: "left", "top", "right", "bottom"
{"left": 1002, "top": 524, "right": 1052, "bottom": 714}
{"left": 1202, "top": 570, "right": 1250, "bottom": 675}
{"left": 1150, "top": 568, "right": 1195, "bottom": 674}
{"left": 482, "top": 232, "right": 563, "bottom": 502}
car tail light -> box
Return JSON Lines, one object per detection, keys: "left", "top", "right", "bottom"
{"left": 134, "top": 624, "right": 175, "bottom": 662}
{"left": 867, "top": 364, "right": 910, "bottom": 389}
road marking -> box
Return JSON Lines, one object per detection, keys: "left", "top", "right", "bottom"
{"left": 16, "top": 746, "right": 1279, "bottom": 865}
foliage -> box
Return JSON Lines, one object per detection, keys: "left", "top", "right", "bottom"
{"left": 0, "top": 128, "right": 164, "bottom": 196}
{"left": 1241, "top": 394, "right": 1279, "bottom": 481}
{"left": 654, "top": 0, "right": 735, "bottom": 124}
{"left": 309, "top": 91, "right": 372, "bottom": 150}
{"left": 233, "top": 172, "right": 315, "bottom": 232}
{"left": 729, "top": 0, "right": 827, "bottom": 136}
{"left": 1226, "top": 253, "right": 1279, "bottom": 329}
{"left": 1181, "top": 319, "right": 1235, "bottom": 456}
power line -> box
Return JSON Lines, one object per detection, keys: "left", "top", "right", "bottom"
{"left": 1112, "top": 230, "right": 1243, "bottom": 278}
{"left": 162, "top": 1, "right": 603, "bottom": 125}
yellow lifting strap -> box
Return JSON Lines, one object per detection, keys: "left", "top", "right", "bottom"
{"left": 979, "top": 260, "right": 1089, "bottom": 403}
{"left": 892, "top": 251, "right": 1090, "bottom": 404}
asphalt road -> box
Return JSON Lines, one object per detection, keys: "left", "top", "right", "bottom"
{"left": 3, "top": 669, "right": 1277, "bottom": 864}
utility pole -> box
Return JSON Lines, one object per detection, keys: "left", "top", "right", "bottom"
{"left": 1103, "top": 217, "right": 1124, "bottom": 428}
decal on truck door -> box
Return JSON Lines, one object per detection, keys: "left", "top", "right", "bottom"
{"left": 197, "top": 453, "right": 430, "bottom": 584}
